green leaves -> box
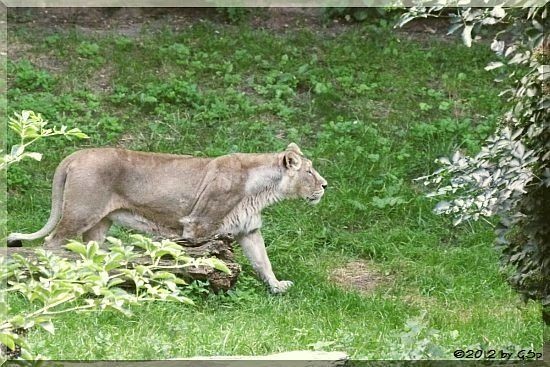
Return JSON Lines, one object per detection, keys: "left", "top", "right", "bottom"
{"left": 403, "top": 5, "right": 549, "bottom": 309}
{"left": 3, "top": 233, "right": 221, "bottom": 360}
{"left": 2, "top": 110, "right": 89, "bottom": 170}
{"left": 385, "top": 311, "right": 450, "bottom": 360}
{"left": 0, "top": 332, "right": 16, "bottom": 351}
{"left": 372, "top": 196, "right": 406, "bottom": 209}
{"left": 38, "top": 321, "right": 55, "bottom": 335}
{"left": 76, "top": 41, "right": 100, "bottom": 58}
{"left": 205, "top": 258, "right": 232, "bottom": 275}
{"left": 65, "top": 241, "right": 87, "bottom": 257}
{"left": 418, "top": 102, "right": 432, "bottom": 111}
{"left": 9, "top": 59, "right": 56, "bottom": 91}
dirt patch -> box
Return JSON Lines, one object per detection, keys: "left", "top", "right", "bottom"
{"left": 9, "top": 8, "right": 182, "bottom": 28}
{"left": 8, "top": 41, "right": 68, "bottom": 74}
{"left": 7, "top": 41, "right": 33, "bottom": 59}
{"left": 86, "top": 64, "right": 115, "bottom": 93}
{"left": 8, "top": 7, "right": 324, "bottom": 31}
{"left": 8, "top": 7, "right": 215, "bottom": 37}
{"left": 329, "top": 260, "right": 388, "bottom": 294}
{"left": 7, "top": 8, "right": 367, "bottom": 37}
{"left": 250, "top": 7, "right": 323, "bottom": 32}
{"left": 8, "top": 7, "right": 457, "bottom": 43}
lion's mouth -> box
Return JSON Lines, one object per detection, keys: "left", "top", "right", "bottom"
{"left": 307, "top": 191, "right": 324, "bottom": 204}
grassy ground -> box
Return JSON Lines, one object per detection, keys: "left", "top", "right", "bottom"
{"left": 6, "top": 11, "right": 542, "bottom": 359}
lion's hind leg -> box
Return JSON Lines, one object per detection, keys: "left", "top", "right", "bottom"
{"left": 82, "top": 217, "right": 112, "bottom": 245}
{"left": 45, "top": 212, "right": 107, "bottom": 248}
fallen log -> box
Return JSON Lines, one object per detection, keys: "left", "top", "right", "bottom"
{"left": 3, "top": 235, "right": 240, "bottom": 292}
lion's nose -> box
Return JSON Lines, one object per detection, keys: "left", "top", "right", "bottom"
{"left": 322, "top": 183, "right": 327, "bottom": 189}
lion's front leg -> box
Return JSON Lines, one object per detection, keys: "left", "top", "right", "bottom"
{"left": 237, "top": 229, "right": 293, "bottom": 294}
{"left": 178, "top": 216, "right": 220, "bottom": 244}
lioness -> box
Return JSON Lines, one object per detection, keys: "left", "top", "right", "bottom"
{"left": 8, "top": 143, "right": 327, "bottom": 293}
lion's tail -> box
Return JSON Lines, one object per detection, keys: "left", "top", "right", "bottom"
{"left": 7, "top": 156, "right": 72, "bottom": 247}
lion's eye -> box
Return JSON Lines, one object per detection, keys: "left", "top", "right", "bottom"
{"left": 307, "top": 169, "right": 313, "bottom": 175}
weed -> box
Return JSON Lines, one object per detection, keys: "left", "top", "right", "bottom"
{"left": 160, "top": 43, "right": 191, "bottom": 65}
{"left": 96, "top": 116, "right": 124, "bottom": 141}
{"left": 381, "top": 311, "right": 451, "bottom": 359}
{"left": 8, "top": 60, "right": 56, "bottom": 91}
{"left": 113, "top": 36, "right": 133, "bottom": 50}
{"left": 7, "top": 164, "right": 32, "bottom": 192}
{"left": 127, "top": 79, "right": 201, "bottom": 113}
{"left": 76, "top": 41, "right": 100, "bottom": 58}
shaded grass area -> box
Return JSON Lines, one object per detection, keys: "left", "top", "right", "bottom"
{"left": 6, "top": 18, "right": 542, "bottom": 359}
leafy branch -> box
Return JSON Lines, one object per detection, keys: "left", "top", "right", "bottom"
{"left": 1, "top": 110, "right": 88, "bottom": 170}
{"left": 1, "top": 235, "right": 228, "bottom": 360}
{"left": 399, "top": 5, "right": 549, "bottom": 311}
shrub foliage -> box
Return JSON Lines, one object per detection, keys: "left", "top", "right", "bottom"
{"left": 399, "top": 6, "right": 548, "bottom": 320}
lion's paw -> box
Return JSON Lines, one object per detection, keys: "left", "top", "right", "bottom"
{"left": 270, "top": 280, "right": 294, "bottom": 294}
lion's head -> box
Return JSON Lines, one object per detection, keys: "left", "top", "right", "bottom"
{"left": 280, "top": 143, "right": 327, "bottom": 204}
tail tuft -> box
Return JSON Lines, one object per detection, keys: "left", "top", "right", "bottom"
{"left": 6, "top": 237, "right": 23, "bottom": 247}
{"left": 7, "top": 239, "right": 23, "bottom": 247}
{"left": 7, "top": 234, "right": 23, "bottom": 247}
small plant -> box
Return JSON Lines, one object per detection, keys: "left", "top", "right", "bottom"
{"left": 97, "top": 115, "right": 124, "bottom": 141}
{"left": 1, "top": 110, "right": 88, "bottom": 170}
{"left": 8, "top": 60, "right": 56, "bottom": 91}
{"left": 6, "top": 164, "right": 32, "bottom": 192}
{"left": 1, "top": 235, "right": 228, "bottom": 360}
{"left": 160, "top": 43, "right": 191, "bottom": 65}
{"left": 76, "top": 41, "right": 100, "bottom": 58}
{"left": 128, "top": 78, "right": 201, "bottom": 112}
{"left": 44, "top": 35, "right": 60, "bottom": 46}
{"left": 254, "top": 70, "right": 298, "bottom": 101}
{"left": 113, "top": 36, "right": 133, "bottom": 50}
{"left": 371, "top": 195, "right": 406, "bottom": 209}
{"left": 384, "top": 312, "right": 451, "bottom": 359}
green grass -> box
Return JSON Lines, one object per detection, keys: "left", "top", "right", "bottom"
{"left": 6, "top": 17, "right": 542, "bottom": 359}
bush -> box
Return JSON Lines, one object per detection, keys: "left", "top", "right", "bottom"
{"left": 1, "top": 235, "right": 224, "bottom": 359}
{"left": 399, "top": 6, "right": 548, "bottom": 321}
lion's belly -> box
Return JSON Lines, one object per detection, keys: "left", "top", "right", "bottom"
{"left": 113, "top": 153, "right": 210, "bottom": 216}
{"left": 108, "top": 209, "right": 180, "bottom": 238}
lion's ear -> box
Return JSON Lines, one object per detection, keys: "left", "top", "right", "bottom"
{"left": 286, "top": 143, "right": 303, "bottom": 156}
{"left": 283, "top": 151, "right": 302, "bottom": 171}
